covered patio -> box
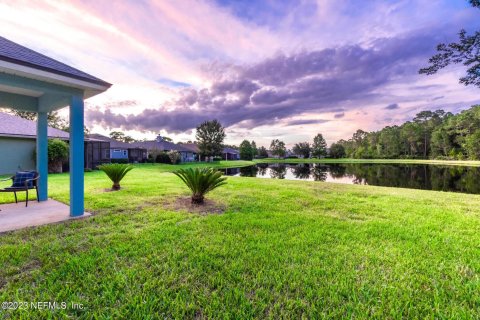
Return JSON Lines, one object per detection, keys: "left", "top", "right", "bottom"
{"left": 0, "top": 199, "right": 92, "bottom": 233}
{"left": 0, "top": 36, "right": 111, "bottom": 231}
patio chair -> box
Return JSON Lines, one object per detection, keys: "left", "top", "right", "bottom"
{"left": 0, "top": 171, "right": 40, "bottom": 207}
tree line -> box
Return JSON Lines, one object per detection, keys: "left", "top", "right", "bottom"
{"left": 333, "top": 105, "right": 480, "bottom": 160}
{"left": 237, "top": 133, "right": 329, "bottom": 160}
{"left": 8, "top": 107, "right": 480, "bottom": 161}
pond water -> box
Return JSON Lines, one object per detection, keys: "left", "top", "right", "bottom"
{"left": 223, "top": 163, "right": 480, "bottom": 194}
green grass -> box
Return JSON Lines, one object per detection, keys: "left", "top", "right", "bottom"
{"left": 0, "top": 161, "right": 479, "bottom": 319}
{"left": 255, "top": 158, "right": 480, "bottom": 167}
{"left": 154, "top": 160, "right": 255, "bottom": 171}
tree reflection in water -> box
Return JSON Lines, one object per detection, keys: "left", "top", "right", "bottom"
{"left": 292, "top": 164, "right": 311, "bottom": 179}
{"left": 224, "top": 163, "right": 480, "bottom": 194}
{"left": 257, "top": 163, "right": 269, "bottom": 176}
{"left": 239, "top": 165, "right": 258, "bottom": 177}
{"left": 269, "top": 164, "right": 287, "bottom": 179}
{"left": 311, "top": 164, "right": 327, "bottom": 181}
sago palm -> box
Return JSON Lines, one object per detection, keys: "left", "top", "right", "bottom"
{"left": 173, "top": 167, "right": 227, "bottom": 204}
{"left": 98, "top": 163, "right": 133, "bottom": 191}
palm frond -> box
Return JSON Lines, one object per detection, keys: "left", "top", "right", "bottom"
{"left": 173, "top": 167, "right": 227, "bottom": 204}
{"left": 98, "top": 163, "right": 134, "bottom": 190}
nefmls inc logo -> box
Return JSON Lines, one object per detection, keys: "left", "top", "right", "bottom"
{"left": 30, "top": 302, "right": 67, "bottom": 310}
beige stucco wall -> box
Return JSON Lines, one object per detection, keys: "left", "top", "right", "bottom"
{"left": 0, "top": 137, "right": 36, "bottom": 175}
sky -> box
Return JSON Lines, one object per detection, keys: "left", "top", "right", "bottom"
{"left": 1, "top": 0, "right": 479, "bottom": 147}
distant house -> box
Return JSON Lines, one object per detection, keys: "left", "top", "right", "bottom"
{"left": 87, "top": 134, "right": 147, "bottom": 163}
{"left": 0, "top": 112, "right": 69, "bottom": 174}
{"left": 266, "top": 150, "right": 285, "bottom": 159}
{"left": 133, "top": 136, "right": 196, "bottom": 162}
{"left": 84, "top": 136, "right": 111, "bottom": 170}
{"left": 223, "top": 147, "right": 240, "bottom": 160}
{"left": 180, "top": 143, "right": 200, "bottom": 159}
{"left": 178, "top": 143, "right": 240, "bottom": 161}
{"left": 109, "top": 140, "right": 130, "bottom": 160}
{"left": 286, "top": 149, "right": 296, "bottom": 158}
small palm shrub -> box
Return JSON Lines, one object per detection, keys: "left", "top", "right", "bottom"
{"left": 98, "top": 163, "right": 133, "bottom": 191}
{"left": 173, "top": 168, "right": 227, "bottom": 204}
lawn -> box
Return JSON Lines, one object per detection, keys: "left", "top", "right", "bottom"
{"left": 0, "top": 161, "right": 479, "bottom": 319}
{"left": 255, "top": 158, "right": 480, "bottom": 167}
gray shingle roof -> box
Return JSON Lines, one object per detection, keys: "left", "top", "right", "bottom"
{"left": 86, "top": 133, "right": 143, "bottom": 149}
{"left": 223, "top": 147, "right": 239, "bottom": 154}
{"left": 0, "top": 36, "right": 111, "bottom": 87}
{"left": 0, "top": 112, "right": 69, "bottom": 139}
{"left": 180, "top": 143, "right": 200, "bottom": 153}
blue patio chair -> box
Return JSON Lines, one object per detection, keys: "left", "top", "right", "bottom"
{"left": 0, "top": 171, "right": 40, "bottom": 207}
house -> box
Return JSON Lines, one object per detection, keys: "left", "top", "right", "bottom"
{"left": 223, "top": 147, "right": 240, "bottom": 160}
{"left": 266, "top": 150, "right": 284, "bottom": 159}
{"left": 177, "top": 143, "right": 240, "bottom": 161}
{"left": 0, "top": 112, "right": 149, "bottom": 173}
{"left": 87, "top": 133, "right": 147, "bottom": 163}
{"left": 286, "top": 149, "right": 297, "bottom": 158}
{"left": 87, "top": 134, "right": 127, "bottom": 160}
{"left": 0, "top": 112, "right": 69, "bottom": 174}
{"left": 84, "top": 136, "right": 111, "bottom": 170}
{"left": 110, "top": 140, "right": 130, "bottom": 160}
{"left": 133, "top": 136, "right": 196, "bottom": 162}
{"left": 128, "top": 146, "right": 148, "bottom": 163}
{"left": 180, "top": 143, "right": 200, "bottom": 160}
{"left": 0, "top": 112, "right": 114, "bottom": 172}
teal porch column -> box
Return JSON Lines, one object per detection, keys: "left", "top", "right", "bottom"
{"left": 69, "top": 95, "right": 85, "bottom": 216}
{"left": 36, "top": 112, "right": 48, "bottom": 201}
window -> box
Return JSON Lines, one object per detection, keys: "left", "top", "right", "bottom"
{"left": 105, "top": 149, "right": 110, "bottom": 158}
{"left": 113, "top": 149, "right": 121, "bottom": 152}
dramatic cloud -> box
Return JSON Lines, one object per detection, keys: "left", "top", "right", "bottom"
{"left": 287, "top": 119, "right": 329, "bottom": 126}
{"left": 385, "top": 103, "right": 400, "bottom": 110}
{"left": 2, "top": 0, "right": 480, "bottom": 145}
{"left": 87, "top": 29, "right": 450, "bottom": 133}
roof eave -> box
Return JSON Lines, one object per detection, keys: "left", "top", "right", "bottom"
{"left": 0, "top": 59, "right": 111, "bottom": 99}
{"left": 0, "top": 133, "right": 69, "bottom": 140}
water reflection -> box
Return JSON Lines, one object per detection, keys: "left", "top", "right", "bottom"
{"left": 239, "top": 166, "right": 258, "bottom": 177}
{"left": 269, "top": 164, "right": 286, "bottom": 179}
{"left": 292, "top": 164, "right": 311, "bottom": 179}
{"left": 223, "top": 163, "right": 480, "bottom": 194}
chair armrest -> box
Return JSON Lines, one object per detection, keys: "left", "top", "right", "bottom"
{"left": 25, "top": 175, "right": 40, "bottom": 187}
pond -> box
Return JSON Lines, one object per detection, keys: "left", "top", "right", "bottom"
{"left": 223, "top": 163, "right": 480, "bottom": 194}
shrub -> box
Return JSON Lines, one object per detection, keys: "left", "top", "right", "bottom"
{"left": 147, "top": 149, "right": 170, "bottom": 164}
{"left": 173, "top": 167, "right": 227, "bottom": 204}
{"left": 98, "top": 163, "right": 133, "bottom": 191}
{"left": 168, "top": 151, "right": 181, "bottom": 164}
{"left": 48, "top": 139, "right": 69, "bottom": 173}
{"left": 155, "top": 152, "right": 171, "bottom": 164}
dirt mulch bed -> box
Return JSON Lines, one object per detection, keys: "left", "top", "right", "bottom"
{"left": 163, "top": 197, "right": 226, "bottom": 215}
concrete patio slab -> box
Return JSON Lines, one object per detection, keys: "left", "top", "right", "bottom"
{"left": 0, "top": 199, "right": 91, "bottom": 233}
